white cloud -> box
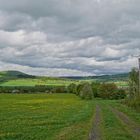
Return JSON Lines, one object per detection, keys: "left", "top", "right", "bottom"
{"left": 0, "top": 0, "right": 140, "bottom": 76}
{"left": 0, "top": 30, "right": 47, "bottom": 47}
{"left": 0, "top": 61, "right": 93, "bottom": 76}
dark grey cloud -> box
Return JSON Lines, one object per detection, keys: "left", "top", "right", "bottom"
{"left": 0, "top": 0, "right": 140, "bottom": 76}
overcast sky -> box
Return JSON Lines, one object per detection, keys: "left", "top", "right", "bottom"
{"left": 0, "top": 0, "right": 140, "bottom": 76}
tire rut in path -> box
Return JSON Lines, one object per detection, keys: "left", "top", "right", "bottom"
{"left": 110, "top": 107, "right": 140, "bottom": 136}
{"left": 89, "top": 105, "right": 102, "bottom": 140}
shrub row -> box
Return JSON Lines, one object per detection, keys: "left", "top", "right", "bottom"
{"left": 68, "top": 82, "right": 126, "bottom": 100}
{"left": 0, "top": 82, "right": 126, "bottom": 100}
{"left": 92, "top": 82, "right": 126, "bottom": 99}
{"left": 67, "top": 82, "right": 94, "bottom": 99}
{"left": 0, "top": 85, "right": 68, "bottom": 94}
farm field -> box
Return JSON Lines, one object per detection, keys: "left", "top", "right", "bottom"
{"left": 0, "top": 94, "right": 140, "bottom": 140}
{"left": 112, "top": 81, "right": 128, "bottom": 88}
{"left": 0, "top": 78, "right": 78, "bottom": 87}
{"left": 0, "top": 94, "right": 94, "bottom": 140}
{"left": 0, "top": 71, "right": 129, "bottom": 89}
{"left": 0, "top": 78, "right": 128, "bottom": 89}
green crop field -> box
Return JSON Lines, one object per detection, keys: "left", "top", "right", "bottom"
{"left": 0, "top": 70, "right": 129, "bottom": 88}
{"left": 113, "top": 81, "right": 128, "bottom": 88}
{"left": 0, "top": 94, "right": 140, "bottom": 140}
{"left": 0, "top": 79, "right": 129, "bottom": 89}
{"left": 0, "top": 78, "right": 78, "bottom": 87}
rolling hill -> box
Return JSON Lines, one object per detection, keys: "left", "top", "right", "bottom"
{"left": 0, "top": 70, "right": 129, "bottom": 87}
{"left": 0, "top": 71, "right": 35, "bottom": 83}
{"left": 0, "top": 71, "right": 77, "bottom": 86}
{"left": 61, "top": 73, "right": 129, "bottom": 81}
{"left": 0, "top": 70, "right": 129, "bottom": 81}
{"left": 0, "top": 70, "right": 35, "bottom": 78}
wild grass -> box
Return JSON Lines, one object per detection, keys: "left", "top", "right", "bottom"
{"left": 0, "top": 94, "right": 95, "bottom": 140}
{"left": 98, "top": 100, "right": 137, "bottom": 140}
{"left": 0, "top": 94, "right": 139, "bottom": 140}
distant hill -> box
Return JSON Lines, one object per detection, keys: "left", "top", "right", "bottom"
{"left": 0, "top": 71, "right": 35, "bottom": 83}
{"left": 61, "top": 73, "right": 129, "bottom": 81}
{"left": 0, "top": 70, "right": 35, "bottom": 78}
{"left": 0, "top": 70, "right": 129, "bottom": 84}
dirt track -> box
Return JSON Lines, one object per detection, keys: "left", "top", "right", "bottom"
{"left": 89, "top": 105, "right": 102, "bottom": 140}
{"left": 110, "top": 107, "right": 140, "bottom": 136}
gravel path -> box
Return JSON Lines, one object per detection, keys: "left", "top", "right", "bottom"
{"left": 89, "top": 105, "right": 102, "bottom": 140}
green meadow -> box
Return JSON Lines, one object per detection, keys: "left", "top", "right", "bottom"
{"left": 0, "top": 94, "right": 94, "bottom": 140}
{"left": 0, "top": 78, "right": 128, "bottom": 88}
{"left": 0, "top": 94, "right": 140, "bottom": 140}
{"left": 0, "top": 78, "right": 78, "bottom": 87}
{"left": 0, "top": 71, "right": 139, "bottom": 140}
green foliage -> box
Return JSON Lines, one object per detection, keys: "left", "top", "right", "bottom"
{"left": 0, "top": 85, "right": 68, "bottom": 94}
{"left": 67, "top": 83, "right": 77, "bottom": 94}
{"left": 128, "top": 68, "right": 139, "bottom": 97}
{"left": 78, "top": 82, "right": 94, "bottom": 99}
{"left": 125, "top": 68, "right": 140, "bottom": 110}
{"left": 92, "top": 83, "right": 126, "bottom": 100}
{"left": 76, "top": 83, "right": 83, "bottom": 95}
{"left": 68, "top": 82, "right": 94, "bottom": 100}
{"left": 124, "top": 95, "right": 140, "bottom": 112}
{"left": 112, "top": 89, "right": 126, "bottom": 99}
{"left": 98, "top": 83, "right": 118, "bottom": 99}
{"left": 91, "top": 82, "right": 100, "bottom": 97}
{"left": 51, "top": 86, "right": 68, "bottom": 93}
{"left": 74, "top": 82, "right": 127, "bottom": 100}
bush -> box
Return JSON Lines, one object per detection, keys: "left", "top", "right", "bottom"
{"left": 51, "top": 86, "right": 68, "bottom": 93}
{"left": 79, "top": 82, "right": 94, "bottom": 99}
{"left": 67, "top": 83, "right": 77, "bottom": 94}
{"left": 75, "top": 82, "right": 126, "bottom": 100}
{"left": 76, "top": 83, "right": 83, "bottom": 95}
{"left": 97, "top": 83, "right": 126, "bottom": 100}
{"left": 91, "top": 82, "right": 100, "bottom": 97}
{"left": 111, "top": 89, "right": 126, "bottom": 99}
{"left": 0, "top": 85, "right": 68, "bottom": 94}
{"left": 124, "top": 95, "right": 140, "bottom": 112}
{"left": 98, "top": 83, "right": 117, "bottom": 99}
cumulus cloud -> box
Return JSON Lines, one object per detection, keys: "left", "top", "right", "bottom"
{"left": 0, "top": 0, "right": 140, "bottom": 76}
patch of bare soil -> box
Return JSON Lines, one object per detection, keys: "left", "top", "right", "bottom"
{"left": 89, "top": 105, "right": 102, "bottom": 140}
{"left": 110, "top": 107, "right": 140, "bottom": 136}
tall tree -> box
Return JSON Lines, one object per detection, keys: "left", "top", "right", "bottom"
{"left": 128, "top": 68, "right": 139, "bottom": 97}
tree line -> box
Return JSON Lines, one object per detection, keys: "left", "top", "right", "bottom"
{"left": 124, "top": 68, "right": 140, "bottom": 111}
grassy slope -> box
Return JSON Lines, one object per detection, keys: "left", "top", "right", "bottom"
{"left": 0, "top": 71, "right": 34, "bottom": 79}
{"left": 0, "top": 71, "right": 79, "bottom": 86}
{"left": 0, "top": 72, "right": 82, "bottom": 87}
{"left": 0, "top": 94, "right": 95, "bottom": 140}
